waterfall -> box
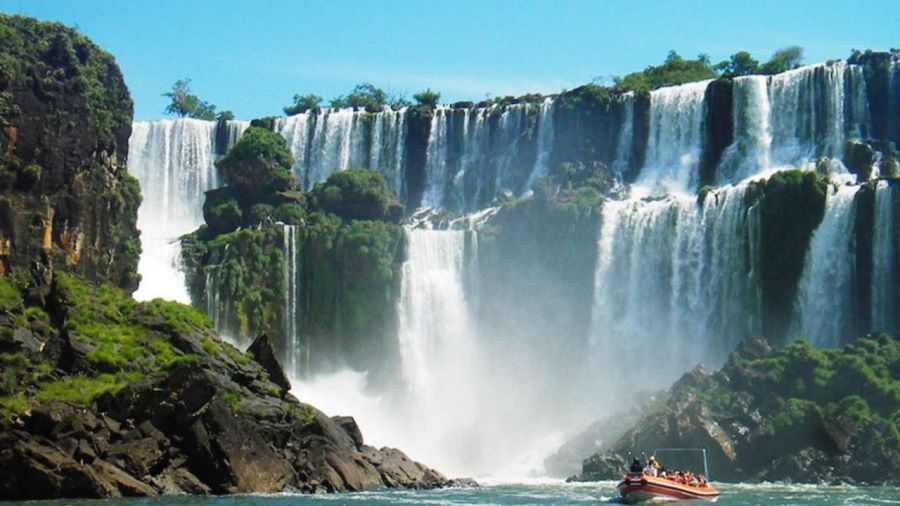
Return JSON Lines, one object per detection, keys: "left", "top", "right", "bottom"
{"left": 793, "top": 184, "right": 860, "bottom": 347}
{"left": 395, "top": 228, "right": 482, "bottom": 474}
{"left": 637, "top": 80, "right": 711, "bottom": 195}
{"left": 370, "top": 108, "right": 407, "bottom": 196}
{"left": 717, "top": 76, "right": 772, "bottom": 183}
{"left": 423, "top": 103, "right": 541, "bottom": 211}
{"left": 129, "top": 119, "right": 226, "bottom": 301}
{"left": 275, "top": 108, "right": 407, "bottom": 194}
{"left": 525, "top": 98, "right": 556, "bottom": 190}
{"left": 872, "top": 182, "right": 898, "bottom": 331}
{"left": 590, "top": 185, "right": 758, "bottom": 387}
{"left": 612, "top": 92, "right": 635, "bottom": 177}
{"left": 126, "top": 56, "right": 900, "bottom": 479}
{"left": 283, "top": 224, "right": 303, "bottom": 379}
{"left": 717, "top": 63, "right": 870, "bottom": 184}
{"left": 422, "top": 107, "right": 450, "bottom": 208}
{"left": 767, "top": 63, "right": 865, "bottom": 171}
{"left": 224, "top": 120, "right": 251, "bottom": 148}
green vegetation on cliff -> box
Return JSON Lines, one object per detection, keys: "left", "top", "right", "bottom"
{"left": 200, "top": 126, "right": 304, "bottom": 236}
{"left": 0, "top": 272, "right": 227, "bottom": 418}
{"left": 184, "top": 131, "right": 406, "bottom": 377}
{"left": 0, "top": 15, "right": 132, "bottom": 143}
{"left": 749, "top": 170, "right": 830, "bottom": 340}
{"left": 715, "top": 46, "right": 805, "bottom": 77}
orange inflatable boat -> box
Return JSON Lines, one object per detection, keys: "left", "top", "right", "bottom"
{"left": 617, "top": 473, "right": 720, "bottom": 503}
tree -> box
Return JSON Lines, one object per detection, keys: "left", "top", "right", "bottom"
{"left": 330, "top": 83, "right": 388, "bottom": 112}
{"left": 162, "top": 78, "right": 217, "bottom": 120}
{"left": 716, "top": 51, "right": 760, "bottom": 77}
{"left": 413, "top": 88, "right": 441, "bottom": 108}
{"left": 760, "top": 46, "right": 804, "bottom": 74}
{"left": 283, "top": 93, "right": 322, "bottom": 115}
{"left": 216, "top": 110, "right": 235, "bottom": 121}
{"left": 613, "top": 50, "right": 718, "bottom": 92}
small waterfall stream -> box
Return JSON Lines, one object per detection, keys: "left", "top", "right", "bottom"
{"left": 792, "top": 184, "right": 860, "bottom": 347}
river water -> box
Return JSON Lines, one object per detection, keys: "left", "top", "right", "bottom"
{"left": 7, "top": 480, "right": 899, "bottom": 505}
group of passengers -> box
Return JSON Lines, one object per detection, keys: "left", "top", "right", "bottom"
{"left": 628, "top": 456, "right": 708, "bottom": 487}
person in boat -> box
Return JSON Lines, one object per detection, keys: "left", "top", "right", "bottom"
{"left": 642, "top": 462, "right": 657, "bottom": 477}
{"left": 629, "top": 458, "right": 643, "bottom": 474}
{"left": 647, "top": 456, "right": 662, "bottom": 476}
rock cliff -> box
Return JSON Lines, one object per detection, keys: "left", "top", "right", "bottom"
{"left": 0, "top": 15, "right": 140, "bottom": 292}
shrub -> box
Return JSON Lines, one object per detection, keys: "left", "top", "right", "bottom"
{"left": 203, "top": 188, "right": 243, "bottom": 235}
{"left": 309, "top": 169, "right": 403, "bottom": 222}
{"left": 283, "top": 94, "right": 322, "bottom": 115}
{"left": 413, "top": 88, "right": 441, "bottom": 108}
{"left": 216, "top": 127, "right": 296, "bottom": 204}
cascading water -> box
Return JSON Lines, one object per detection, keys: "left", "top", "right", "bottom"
{"left": 637, "top": 80, "right": 711, "bottom": 195}
{"left": 422, "top": 106, "right": 451, "bottom": 208}
{"left": 872, "top": 182, "right": 898, "bottom": 331}
{"left": 718, "top": 63, "right": 870, "bottom": 184}
{"left": 590, "top": 185, "right": 759, "bottom": 388}
{"left": 283, "top": 224, "right": 304, "bottom": 379}
{"left": 611, "top": 92, "right": 635, "bottom": 177}
{"left": 395, "top": 229, "right": 483, "bottom": 473}
{"left": 423, "top": 103, "right": 546, "bottom": 211}
{"left": 717, "top": 76, "right": 772, "bottom": 183}
{"left": 525, "top": 98, "right": 556, "bottom": 191}
{"left": 275, "top": 108, "right": 407, "bottom": 192}
{"left": 792, "top": 184, "right": 860, "bottom": 347}
{"left": 129, "top": 119, "right": 240, "bottom": 301}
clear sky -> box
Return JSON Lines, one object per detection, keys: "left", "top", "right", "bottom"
{"left": 1, "top": 0, "right": 897, "bottom": 121}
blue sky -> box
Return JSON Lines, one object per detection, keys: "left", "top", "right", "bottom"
{"left": 1, "top": 0, "right": 898, "bottom": 121}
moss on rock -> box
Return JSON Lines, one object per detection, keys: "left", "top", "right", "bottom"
{"left": 749, "top": 170, "right": 829, "bottom": 340}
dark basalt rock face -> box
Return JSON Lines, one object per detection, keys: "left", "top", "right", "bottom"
{"left": 550, "top": 85, "right": 631, "bottom": 180}
{"left": 699, "top": 79, "right": 734, "bottom": 187}
{"left": 0, "top": 15, "right": 140, "bottom": 292}
{"left": 403, "top": 105, "right": 433, "bottom": 209}
{"left": 0, "top": 273, "right": 453, "bottom": 500}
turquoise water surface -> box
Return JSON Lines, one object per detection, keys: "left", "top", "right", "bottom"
{"left": 6, "top": 480, "right": 899, "bottom": 505}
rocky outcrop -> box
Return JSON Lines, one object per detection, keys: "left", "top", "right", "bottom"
{"left": 0, "top": 15, "right": 140, "bottom": 291}
{"left": 544, "top": 390, "right": 668, "bottom": 479}
{"left": 0, "top": 272, "right": 455, "bottom": 500}
{"left": 247, "top": 333, "right": 291, "bottom": 395}
{"left": 570, "top": 336, "right": 900, "bottom": 485}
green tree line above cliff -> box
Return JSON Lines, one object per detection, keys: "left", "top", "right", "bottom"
{"left": 162, "top": 45, "right": 900, "bottom": 120}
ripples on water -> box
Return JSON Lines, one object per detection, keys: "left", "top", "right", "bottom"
{"left": 6, "top": 481, "right": 899, "bottom": 506}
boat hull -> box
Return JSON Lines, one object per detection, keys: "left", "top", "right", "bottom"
{"left": 617, "top": 475, "right": 720, "bottom": 503}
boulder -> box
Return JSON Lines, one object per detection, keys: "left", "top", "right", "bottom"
{"left": 247, "top": 333, "right": 291, "bottom": 395}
